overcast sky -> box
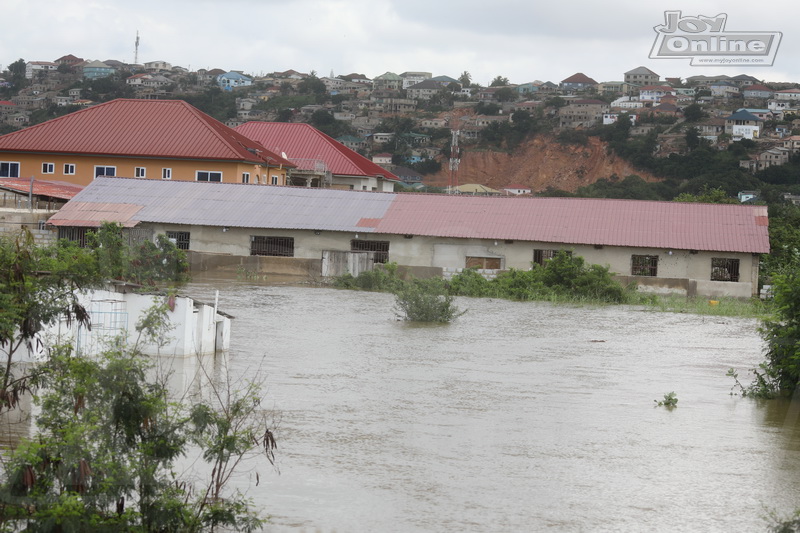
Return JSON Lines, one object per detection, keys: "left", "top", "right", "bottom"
{"left": 4, "top": 0, "right": 798, "bottom": 85}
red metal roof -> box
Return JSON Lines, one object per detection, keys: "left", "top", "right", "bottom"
{"left": 0, "top": 99, "right": 294, "bottom": 168}
{"left": 373, "top": 195, "right": 769, "bottom": 253}
{"left": 561, "top": 73, "right": 598, "bottom": 85}
{"left": 48, "top": 178, "right": 770, "bottom": 254}
{"left": 235, "top": 122, "right": 399, "bottom": 181}
{"left": 0, "top": 177, "right": 83, "bottom": 200}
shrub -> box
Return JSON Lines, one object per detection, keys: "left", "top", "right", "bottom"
{"left": 394, "top": 278, "right": 465, "bottom": 322}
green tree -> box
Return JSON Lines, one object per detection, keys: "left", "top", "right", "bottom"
{"left": 7, "top": 58, "right": 27, "bottom": 89}
{"left": 685, "top": 126, "right": 701, "bottom": 151}
{"left": 494, "top": 87, "right": 517, "bottom": 102}
{"left": 458, "top": 71, "right": 472, "bottom": 88}
{"left": 673, "top": 185, "right": 737, "bottom": 204}
{"left": 0, "top": 331, "right": 275, "bottom": 531}
{"left": 683, "top": 103, "right": 705, "bottom": 122}
{"left": 490, "top": 75, "right": 509, "bottom": 87}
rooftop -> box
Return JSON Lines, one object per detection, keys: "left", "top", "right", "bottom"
{"left": 49, "top": 178, "right": 770, "bottom": 254}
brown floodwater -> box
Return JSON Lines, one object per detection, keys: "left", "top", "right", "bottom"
{"left": 3, "top": 278, "right": 798, "bottom": 532}
{"left": 176, "top": 278, "right": 800, "bottom": 532}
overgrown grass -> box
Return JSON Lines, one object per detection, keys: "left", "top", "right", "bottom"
{"left": 628, "top": 292, "right": 769, "bottom": 318}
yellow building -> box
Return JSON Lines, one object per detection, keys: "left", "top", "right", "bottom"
{"left": 0, "top": 99, "right": 294, "bottom": 186}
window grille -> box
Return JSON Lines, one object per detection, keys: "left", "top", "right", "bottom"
{"left": 351, "top": 240, "right": 389, "bottom": 263}
{"left": 166, "top": 231, "right": 190, "bottom": 250}
{"left": 631, "top": 255, "right": 658, "bottom": 277}
{"left": 251, "top": 236, "right": 294, "bottom": 257}
{"left": 711, "top": 258, "right": 740, "bottom": 282}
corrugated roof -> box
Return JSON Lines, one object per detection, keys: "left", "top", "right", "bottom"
{"left": 0, "top": 99, "right": 294, "bottom": 168}
{"left": 47, "top": 178, "right": 770, "bottom": 253}
{"left": 0, "top": 178, "right": 83, "bottom": 200}
{"left": 48, "top": 178, "right": 395, "bottom": 232}
{"left": 235, "top": 122, "right": 399, "bottom": 181}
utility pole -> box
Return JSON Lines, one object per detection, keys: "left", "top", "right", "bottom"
{"left": 448, "top": 130, "right": 460, "bottom": 194}
{"left": 134, "top": 31, "right": 140, "bottom": 65}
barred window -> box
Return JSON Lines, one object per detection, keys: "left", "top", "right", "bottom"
{"left": 631, "top": 255, "right": 658, "bottom": 277}
{"left": 533, "top": 249, "right": 571, "bottom": 266}
{"left": 711, "top": 258, "right": 740, "bottom": 282}
{"left": 166, "top": 231, "right": 190, "bottom": 250}
{"left": 251, "top": 236, "right": 294, "bottom": 257}
{"left": 466, "top": 256, "right": 502, "bottom": 269}
{"left": 58, "top": 227, "right": 90, "bottom": 247}
{"left": 351, "top": 239, "right": 389, "bottom": 263}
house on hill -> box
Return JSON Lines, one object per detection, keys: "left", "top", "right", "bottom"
{"left": 0, "top": 99, "right": 294, "bottom": 186}
{"left": 724, "top": 109, "right": 763, "bottom": 139}
{"left": 48, "top": 178, "right": 769, "bottom": 298}
{"left": 560, "top": 73, "right": 598, "bottom": 93}
{"left": 624, "top": 66, "right": 659, "bottom": 87}
{"left": 235, "top": 122, "right": 400, "bottom": 192}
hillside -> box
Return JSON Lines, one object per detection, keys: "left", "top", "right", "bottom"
{"left": 424, "top": 134, "right": 660, "bottom": 192}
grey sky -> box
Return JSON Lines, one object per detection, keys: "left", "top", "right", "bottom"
{"left": 4, "top": 0, "right": 798, "bottom": 85}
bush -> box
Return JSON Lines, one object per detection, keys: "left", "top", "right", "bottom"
{"left": 332, "top": 263, "right": 403, "bottom": 292}
{"left": 394, "top": 278, "right": 465, "bottom": 322}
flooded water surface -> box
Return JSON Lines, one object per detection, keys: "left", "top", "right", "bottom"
{"left": 182, "top": 281, "right": 800, "bottom": 531}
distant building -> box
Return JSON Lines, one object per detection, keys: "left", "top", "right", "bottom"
{"left": 624, "top": 66, "right": 660, "bottom": 87}
{"left": 82, "top": 60, "right": 115, "bottom": 80}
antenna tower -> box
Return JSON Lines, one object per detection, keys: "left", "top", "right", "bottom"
{"left": 134, "top": 31, "right": 140, "bottom": 65}
{"left": 448, "top": 130, "right": 460, "bottom": 193}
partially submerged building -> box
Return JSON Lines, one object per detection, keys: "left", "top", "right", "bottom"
{"left": 47, "top": 178, "right": 770, "bottom": 298}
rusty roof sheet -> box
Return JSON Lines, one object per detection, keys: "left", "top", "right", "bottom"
{"left": 235, "top": 122, "right": 398, "bottom": 181}
{"left": 0, "top": 178, "right": 83, "bottom": 200}
{"left": 48, "top": 178, "right": 770, "bottom": 253}
{"left": 0, "top": 99, "right": 294, "bottom": 168}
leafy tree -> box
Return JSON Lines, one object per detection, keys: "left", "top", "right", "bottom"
{"left": 309, "top": 109, "right": 354, "bottom": 138}
{"left": 458, "top": 71, "right": 471, "bottom": 88}
{"left": 7, "top": 58, "right": 26, "bottom": 89}
{"left": 297, "top": 74, "right": 326, "bottom": 95}
{"left": 0, "top": 223, "right": 188, "bottom": 415}
{"left": 474, "top": 102, "right": 501, "bottom": 116}
{"left": 685, "top": 126, "right": 701, "bottom": 151}
{"left": 0, "top": 325, "right": 275, "bottom": 531}
{"left": 673, "top": 185, "right": 737, "bottom": 204}
{"left": 683, "top": 103, "right": 705, "bottom": 122}
{"left": 494, "top": 87, "right": 517, "bottom": 102}
{"left": 490, "top": 75, "right": 509, "bottom": 87}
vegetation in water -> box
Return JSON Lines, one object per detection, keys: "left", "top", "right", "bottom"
{"left": 730, "top": 252, "right": 800, "bottom": 399}
{"left": 448, "top": 251, "right": 630, "bottom": 304}
{"left": 393, "top": 278, "right": 465, "bottom": 323}
{"left": 654, "top": 391, "right": 678, "bottom": 408}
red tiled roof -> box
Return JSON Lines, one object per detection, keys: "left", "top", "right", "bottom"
{"left": 0, "top": 99, "right": 294, "bottom": 168}
{"left": 235, "top": 122, "right": 399, "bottom": 181}
{"left": 0, "top": 178, "right": 83, "bottom": 200}
{"left": 561, "top": 73, "right": 598, "bottom": 85}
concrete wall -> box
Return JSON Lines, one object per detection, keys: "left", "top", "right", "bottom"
{"left": 6, "top": 288, "right": 231, "bottom": 362}
{"left": 0, "top": 208, "right": 58, "bottom": 245}
{"left": 154, "top": 224, "right": 760, "bottom": 298}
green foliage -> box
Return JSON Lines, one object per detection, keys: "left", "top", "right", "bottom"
{"left": 490, "top": 76, "right": 509, "bottom": 87}
{"left": 683, "top": 103, "right": 705, "bottom": 122}
{"left": 556, "top": 129, "right": 590, "bottom": 146}
{"left": 447, "top": 252, "right": 629, "bottom": 304}
{"left": 179, "top": 88, "right": 237, "bottom": 122}
{"left": 754, "top": 254, "right": 800, "bottom": 396}
{"left": 0, "top": 341, "right": 273, "bottom": 532}
{"left": 654, "top": 391, "right": 678, "bottom": 407}
{"left": 393, "top": 278, "right": 465, "bottom": 323}
{"left": 673, "top": 185, "right": 738, "bottom": 204}
{"left": 332, "top": 263, "right": 404, "bottom": 292}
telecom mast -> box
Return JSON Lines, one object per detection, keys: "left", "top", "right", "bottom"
{"left": 448, "top": 129, "right": 460, "bottom": 193}
{"left": 134, "top": 31, "right": 140, "bottom": 65}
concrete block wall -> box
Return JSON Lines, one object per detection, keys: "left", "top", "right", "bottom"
{"left": 442, "top": 267, "right": 501, "bottom": 281}
{"left": 0, "top": 209, "right": 58, "bottom": 245}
